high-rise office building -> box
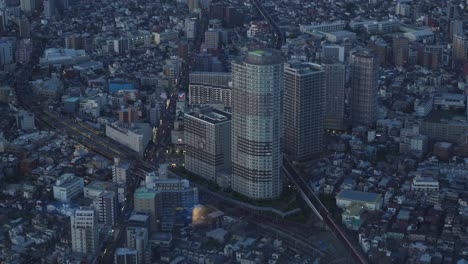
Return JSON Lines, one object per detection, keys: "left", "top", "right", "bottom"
{"left": 392, "top": 36, "right": 409, "bottom": 67}
{"left": 284, "top": 62, "right": 325, "bottom": 161}
{"left": 231, "top": 49, "right": 284, "bottom": 200}
{"left": 92, "top": 191, "right": 118, "bottom": 227}
{"left": 126, "top": 226, "right": 149, "bottom": 264}
{"left": 71, "top": 207, "right": 99, "bottom": 255}
{"left": 350, "top": 49, "right": 379, "bottom": 126}
{"left": 323, "top": 63, "right": 346, "bottom": 130}
{"left": 184, "top": 106, "right": 231, "bottom": 182}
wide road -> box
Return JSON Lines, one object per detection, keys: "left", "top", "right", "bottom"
{"left": 282, "top": 157, "right": 368, "bottom": 264}
{"left": 100, "top": 93, "right": 176, "bottom": 263}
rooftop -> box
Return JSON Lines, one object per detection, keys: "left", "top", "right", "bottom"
{"left": 85, "top": 180, "right": 116, "bottom": 191}
{"left": 344, "top": 202, "right": 366, "bottom": 216}
{"left": 134, "top": 187, "right": 158, "bottom": 199}
{"left": 326, "top": 30, "right": 356, "bottom": 37}
{"left": 251, "top": 50, "right": 266, "bottom": 55}
{"left": 336, "top": 190, "right": 382, "bottom": 203}
{"left": 242, "top": 49, "right": 284, "bottom": 65}
{"left": 151, "top": 232, "right": 173, "bottom": 241}
{"left": 115, "top": 248, "right": 137, "bottom": 255}
{"left": 187, "top": 106, "right": 231, "bottom": 124}
{"left": 64, "top": 97, "right": 79, "bottom": 103}
{"left": 285, "top": 61, "right": 323, "bottom": 75}
{"left": 107, "top": 122, "right": 151, "bottom": 135}
{"left": 128, "top": 213, "right": 150, "bottom": 222}
{"left": 54, "top": 173, "right": 83, "bottom": 188}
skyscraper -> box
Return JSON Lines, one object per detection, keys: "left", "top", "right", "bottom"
{"left": 184, "top": 106, "right": 231, "bottom": 182}
{"left": 323, "top": 63, "right": 346, "bottom": 130}
{"left": 350, "top": 49, "right": 379, "bottom": 126}
{"left": 231, "top": 49, "right": 284, "bottom": 200}
{"left": 71, "top": 207, "right": 99, "bottom": 255}
{"left": 284, "top": 62, "right": 325, "bottom": 161}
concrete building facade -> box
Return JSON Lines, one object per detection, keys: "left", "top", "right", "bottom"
{"left": 105, "top": 122, "right": 151, "bottom": 157}
{"left": 231, "top": 49, "right": 284, "bottom": 199}
{"left": 323, "top": 63, "right": 346, "bottom": 130}
{"left": 284, "top": 62, "right": 325, "bottom": 161}
{"left": 350, "top": 49, "right": 379, "bottom": 126}
{"left": 71, "top": 207, "right": 99, "bottom": 255}
{"left": 184, "top": 106, "right": 231, "bottom": 182}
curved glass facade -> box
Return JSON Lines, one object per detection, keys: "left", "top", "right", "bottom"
{"left": 231, "top": 49, "right": 284, "bottom": 200}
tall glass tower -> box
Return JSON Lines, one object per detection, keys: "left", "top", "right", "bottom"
{"left": 231, "top": 49, "right": 284, "bottom": 200}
